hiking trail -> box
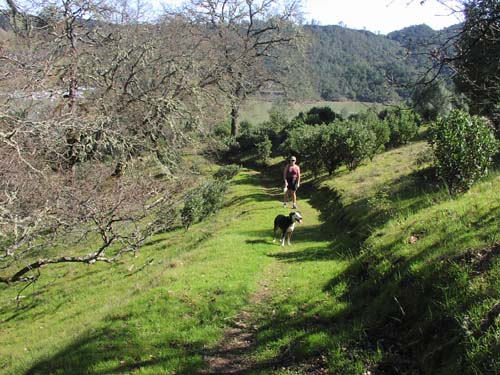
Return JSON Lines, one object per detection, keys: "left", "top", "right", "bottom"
{"left": 200, "top": 168, "right": 328, "bottom": 374}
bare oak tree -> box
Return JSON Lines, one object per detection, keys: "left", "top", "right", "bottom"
{"left": 0, "top": 0, "right": 305, "bottom": 284}
{"left": 176, "top": 0, "right": 304, "bottom": 135}
{"left": 0, "top": 0, "right": 218, "bottom": 284}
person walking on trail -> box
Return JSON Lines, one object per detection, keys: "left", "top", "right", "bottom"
{"left": 283, "top": 156, "right": 301, "bottom": 209}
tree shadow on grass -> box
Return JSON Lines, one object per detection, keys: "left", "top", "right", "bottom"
{"left": 268, "top": 245, "right": 347, "bottom": 263}
{"left": 229, "top": 231, "right": 480, "bottom": 374}
{"left": 214, "top": 294, "right": 356, "bottom": 375}
{"left": 312, "top": 205, "right": 500, "bottom": 374}
{"left": 224, "top": 192, "right": 274, "bottom": 208}
{"left": 244, "top": 239, "right": 269, "bottom": 245}
{"left": 238, "top": 223, "right": 328, "bottom": 248}
{"left": 24, "top": 314, "right": 207, "bottom": 375}
{"left": 235, "top": 163, "right": 486, "bottom": 373}
{"left": 231, "top": 169, "right": 280, "bottom": 188}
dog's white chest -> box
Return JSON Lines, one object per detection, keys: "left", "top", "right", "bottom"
{"left": 286, "top": 222, "right": 296, "bottom": 232}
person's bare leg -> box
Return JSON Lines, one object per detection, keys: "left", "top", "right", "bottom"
{"left": 292, "top": 191, "right": 297, "bottom": 208}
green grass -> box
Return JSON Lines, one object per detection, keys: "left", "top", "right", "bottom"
{"left": 2, "top": 135, "right": 500, "bottom": 374}
{"left": 223, "top": 140, "right": 500, "bottom": 374}
{"left": 304, "top": 140, "right": 500, "bottom": 373}
{"left": 0, "top": 166, "right": 351, "bottom": 375}
{"left": 0, "top": 170, "right": 274, "bottom": 374}
{"left": 240, "top": 98, "right": 386, "bottom": 125}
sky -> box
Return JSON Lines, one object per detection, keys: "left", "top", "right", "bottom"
{"left": 304, "top": 0, "right": 463, "bottom": 34}
{"left": 152, "top": 0, "right": 463, "bottom": 35}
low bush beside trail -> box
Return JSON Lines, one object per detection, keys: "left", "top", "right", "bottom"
{"left": 181, "top": 179, "right": 229, "bottom": 229}
{"left": 429, "top": 109, "right": 498, "bottom": 193}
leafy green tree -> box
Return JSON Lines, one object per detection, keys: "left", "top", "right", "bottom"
{"left": 454, "top": 0, "right": 500, "bottom": 127}
{"left": 323, "top": 122, "right": 349, "bottom": 175}
{"left": 267, "top": 110, "right": 290, "bottom": 133}
{"left": 380, "top": 108, "right": 420, "bottom": 147}
{"left": 304, "top": 106, "right": 342, "bottom": 125}
{"left": 236, "top": 123, "right": 268, "bottom": 151}
{"left": 350, "top": 110, "right": 390, "bottom": 153}
{"left": 285, "top": 125, "right": 326, "bottom": 177}
{"left": 256, "top": 136, "right": 272, "bottom": 164}
{"left": 283, "top": 119, "right": 379, "bottom": 175}
{"left": 429, "top": 109, "right": 498, "bottom": 193}
{"left": 412, "top": 80, "right": 453, "bottom": 122}
{"left": 342, "top": 120, "right": 377, "bottom": 170}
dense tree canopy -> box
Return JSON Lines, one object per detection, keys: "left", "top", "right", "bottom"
{"left": 453, "top": 0, "right": 500, "bottom": 126}
{"left": 297, "top": 24, "right": 458, "bottom": 103}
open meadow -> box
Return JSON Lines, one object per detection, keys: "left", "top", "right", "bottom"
{"left": 240, "top": 98, "right": 386, "bottom": 125}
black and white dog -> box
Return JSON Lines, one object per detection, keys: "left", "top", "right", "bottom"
{"left": 273, "top": 211, "right": 303, "bottom": 246}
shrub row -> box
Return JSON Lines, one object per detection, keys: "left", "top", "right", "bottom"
{"left": 231, "top": 106, "right": 420, "bottom": 173}
{"left": 218, "top": 106, "right": 498, "bottom": 194}
{"left": 279, "top": 107, "right": 419, "bottom": 176}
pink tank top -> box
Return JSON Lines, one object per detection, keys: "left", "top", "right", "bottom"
{"left": 286, "top": 165, "right": 299, "bottom": 179}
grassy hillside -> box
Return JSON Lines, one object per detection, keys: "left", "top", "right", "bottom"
{"left": 0, "top": 165, "right": 341, "bottom": 374}
{"left": 0, "top": 168, "right": 265, "bottom": 374}
{"left": 306, "top": 141, "right": 500, "bottom": 373}
{"left": 1, "top": 138, "right": 500, "bottom": 374}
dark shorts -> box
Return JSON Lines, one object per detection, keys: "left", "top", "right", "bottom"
{"left": 286, "top": 178, "right": 298, "bottom": 191}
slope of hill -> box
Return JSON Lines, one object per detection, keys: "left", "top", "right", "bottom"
{"left": 309, "top": 140, "right": 500, "bottom": 373}
{"left": 305, "top": 24, "right": 413, "bottom": 102}
{"left": 304, "top": 23, "right": 456, "bottom": 103}
{"left": 1, "top": 136, "right": 500, "bottom": 374}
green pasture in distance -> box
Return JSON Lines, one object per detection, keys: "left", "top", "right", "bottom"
{"left": 240, "top": 98, "right": 388, "bottom": 125}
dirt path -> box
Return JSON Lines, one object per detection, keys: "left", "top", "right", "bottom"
{"left": 200, "top": 169, "right": 325, "bottom": 374}
{"left": 200, "top": 266, "right": 279, "bottom": 374}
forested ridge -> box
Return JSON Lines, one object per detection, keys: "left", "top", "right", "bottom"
{"left": 301, "top": 23, "right": 459, "bottom": 102}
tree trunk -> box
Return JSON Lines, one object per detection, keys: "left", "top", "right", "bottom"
{"left": 230, "top": 104, "right": 239, "bottom": 136}
{"left": 111, "top": 160, "right": 126, "bottom": 177}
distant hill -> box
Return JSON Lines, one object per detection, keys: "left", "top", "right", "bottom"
{"left": 387, "top": 23, "right": 437, "bottom": 45}
{"left": 387, "top": 23, "right": 461, "bottom": 50}
{"left": 303, "top": 23, "right": 459, "bottom": 102}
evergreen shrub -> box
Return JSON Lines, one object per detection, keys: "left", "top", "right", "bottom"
{"left": 256, "top": 136, "right": 272, "bottom": 164}
{"left": 181, "top": 180, "right": 229, "bottom": 229}
{"left": 429, "top": 109, "right": 498, "bottom": 193}
{"left": 380, "top": 108, "right": 420, "bottom": 147}
{"left": 213, "top": 164, "right": 240, "bottom": 181}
